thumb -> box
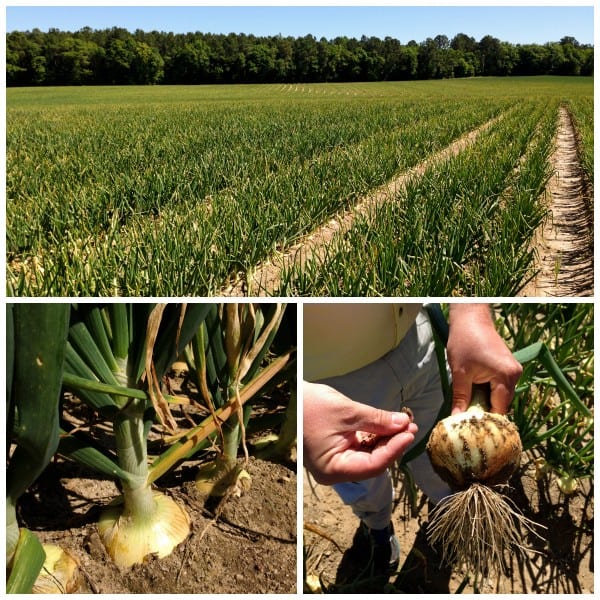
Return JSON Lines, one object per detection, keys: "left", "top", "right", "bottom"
{"left": 451, "top": 373, "right": 473, "bottom": 415}
{"left": 350, "top": 400, "right": 412, "bottom": 435}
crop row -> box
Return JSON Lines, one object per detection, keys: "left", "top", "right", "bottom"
{"left": 281, "top": 99, "right": 559, "bottom": 296}
{"left": 566, "top": 97, "right": 593, "bottom": 187}
{"left": 7, "top": 88, "right": 510, "bottom": 295}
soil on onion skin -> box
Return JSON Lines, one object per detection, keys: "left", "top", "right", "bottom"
{"left": 19, "top": 455, "right": 297, "bottom": 594}
{"left": 303, "top": 458, "right": 593, "bottom": 594}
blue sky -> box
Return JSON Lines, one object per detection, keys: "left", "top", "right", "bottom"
{"left": 6, "top": 5, "right": 595, "bottom": 46}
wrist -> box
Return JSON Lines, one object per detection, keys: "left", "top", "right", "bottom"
{"left": 449, "top": 304, "right": 493, "bottom": 327}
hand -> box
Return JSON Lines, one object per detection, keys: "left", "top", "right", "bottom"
{"left": 447, "top": 304, "right": 523, "bottom": 415}
{"left": 303, "top": 381, "right": 418, "bottom": 485}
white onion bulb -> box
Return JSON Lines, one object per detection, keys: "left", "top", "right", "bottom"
{"left": 426, "top": 404, "right": 522, "bottom": 490}
{"left": 425, "top": 386, "right": 542, "bottom": 577}
{"left": 98, "top": 491, "right": 190, "bottom": 568}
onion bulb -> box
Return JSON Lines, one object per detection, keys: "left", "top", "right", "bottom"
{"left": 425, "top": 385, "right": 542, "bottom": 576}
{"left": 426, "top": 393, "right": 522, "bottom": 490}
{"left": 195, "top": 457, "right": 252, "bottom": 497}
{"left": 557, "top": 474, "right": 578, "bottom": 495}
{"left": 98, "top": 491, "right": 190, "bottom": 568}
{"left": 32, "top": 545, "right": 82, "bottom": 594}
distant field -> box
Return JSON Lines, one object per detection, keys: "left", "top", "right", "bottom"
{"left": 6, "top": 77, "right": 593, "bottom": 296}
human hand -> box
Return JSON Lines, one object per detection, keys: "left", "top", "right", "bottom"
{"left": 303, "top": 381, "right": 418, "bottom": 485}
{"left": 447, "top": 304, "right": 522, "bottom": 415}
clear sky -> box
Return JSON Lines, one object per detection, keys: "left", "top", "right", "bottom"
{"left": 5, "top": 4, "right": 595, "bottom": 46}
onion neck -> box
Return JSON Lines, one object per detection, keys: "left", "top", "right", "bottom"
{"left": 113, "top": 399, "right": 156, "bottom": 515}
{"left": 221, "top": 383, "right": 242, "bottom": 464}
{"left": 113, "top": 357, "right": 155, "bottom": 518}
{"left": 468, "top": 384, "right": 491, "bottom": 412}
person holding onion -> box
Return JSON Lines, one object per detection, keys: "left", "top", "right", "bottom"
{"left": 303, "top": 303, "right": 522, "bottom": 574}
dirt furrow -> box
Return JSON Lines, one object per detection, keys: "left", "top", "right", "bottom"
{"left": 521, "top": 106, "right": 593, "bottom": 297}
{"left": 222, "top": 114, "right": 502, "bottom": 297}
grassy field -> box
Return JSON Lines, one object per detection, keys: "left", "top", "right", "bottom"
{"left": 6, "top": 77, "right": 593, "bottom": 296}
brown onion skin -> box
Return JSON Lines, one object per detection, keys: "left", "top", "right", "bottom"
{"left": 426, "top": 409, "right": 522, "bottom": 490}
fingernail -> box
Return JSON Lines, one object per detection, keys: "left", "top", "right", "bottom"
{"left": 391, "top": 412, "right": 408, "bottom": 426}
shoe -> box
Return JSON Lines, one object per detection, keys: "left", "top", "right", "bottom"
{"left": 360, "top": 522, "right": 401, "bottom": 574}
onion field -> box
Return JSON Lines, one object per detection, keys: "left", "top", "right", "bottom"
{"left": 6, "top": 77, "right": 593, "bottom": 296}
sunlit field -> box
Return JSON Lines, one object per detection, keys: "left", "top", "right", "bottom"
{"left": 7, "top": 77, "right": 593, "bottom": 296}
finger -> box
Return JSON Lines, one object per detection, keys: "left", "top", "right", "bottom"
{"left": 489, "top": 380, "right": 514, "bottom": 415}
{"left": 451, "top": 372, "right": 473, "bottom": 415}
{"left": 349, "top": 401, "right": 412, "bottom": 435}
{"left": 333, "top": 430, "right": 417, "bottom": 482}
{"left": 489, "top": 358, "right": 522, "bottom": 414}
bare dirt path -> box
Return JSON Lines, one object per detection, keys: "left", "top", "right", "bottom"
{"left": 222, "top": 115, "right": 502, "bottom": 297}
{"left": 520, "top": 106, "right": 593, "bottom": 297}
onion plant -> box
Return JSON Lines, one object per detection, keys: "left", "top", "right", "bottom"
{"left": 183, "top": 303, "right": 291, "bottom": 495}
{"left": 567, "top": 97, "right": 594, "bottom": 186}
{"left": 420, "top": 303, "right": 593, "bottom": 580}
{"left": 58, "top": 302, "right": 295, "bottom": 568}
{"left": 6, "top": 303, "right": 71, "bottom": 593}
{"left": 426, "top": 384, "right": 542, "bottom": 578}
{"left": 60, "top": 303, "right": 211, "bottom": 568}
{"left": 496, "top": 303, "right": 594, "bottom": 493}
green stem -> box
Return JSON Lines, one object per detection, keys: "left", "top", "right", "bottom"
{"left": 275, "top": 379, "right": 297, "bottom": 452}
{"left": 221, "top": 384, "right": 242, "bottom": 463}
{"left": 469, "top": 384, "right": 491, "bottom": 412}
{"left": 223, "top": 421, "right": 241, "bottom": 464}
{"left": 112, "top": 363, "right": 155, "bottom": 517}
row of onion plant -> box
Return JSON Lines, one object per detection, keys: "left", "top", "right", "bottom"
{"left": 7, "top": 85, "right": 508, "bottom": 295}
{"left": 281, "top": 98, "right": 557, "bottom": 296}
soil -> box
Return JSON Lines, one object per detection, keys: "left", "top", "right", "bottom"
{"left": 15, "top": 371, "right": 297, "bottom": 594}
{"left": 520, "top": 105, "right": 593, "bottom": 297}
{"left": 20, "top": 459, "right": 296, "bottom": 594}
{"left": 19, "top": 456, "right": 297, "bottom": 594}
{"left": 303, "top": 456, "right": 593, "bottom": 594}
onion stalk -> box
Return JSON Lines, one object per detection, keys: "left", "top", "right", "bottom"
{"left": 191, "top": 304, "right": 287, "bottom": 496}
{"left": 426, "top": 385, "right": 542, "bottom": 576}
{"left": 62, "top": 304, "right": 211, "bottom": 568}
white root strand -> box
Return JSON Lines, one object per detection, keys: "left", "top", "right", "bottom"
{"left": 427, "top": 483, "right": 545, "bottom": 577}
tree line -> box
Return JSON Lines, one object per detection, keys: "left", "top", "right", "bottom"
{"left": 6, "top": 27, "right": 594, "bottom": 86}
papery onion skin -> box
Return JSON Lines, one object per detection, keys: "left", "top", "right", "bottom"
{"left": 426, "top": 407, "right": 522, "bottom": 490}
{"left": 98, "top": 491, "right": 190, "bottom": 568}
{"left": 32, "top": 545, "right": 82, "bottom": 594}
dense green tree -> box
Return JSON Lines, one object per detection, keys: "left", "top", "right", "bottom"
{"left": 451, "top": 33, "right": 478, "bottom": 55}
{"left": 130, "top": 41, "right": 164, "bottom": 84}
{"left": 293, "top": 34, "right": 320, "bottom": 82}
{"left": 516, "top": 44, "right": 551, "bottom": 75}
{"left": 166, "top": 39, "right": 210, "bottom": 83}
{"left": 5, "top": 27, "right": 593, "bottom": 86}
{"left": 398, "top": 44, "right": 419, "bottom": 79}
{"left": 246, "top": 43, "right": 277, "bottom": 82}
